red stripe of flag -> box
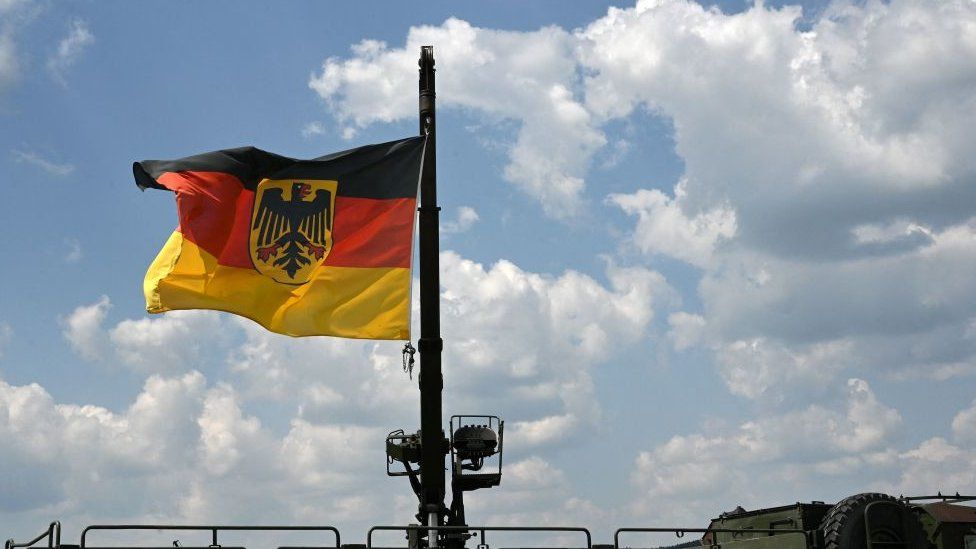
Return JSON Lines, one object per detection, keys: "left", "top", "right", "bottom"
{"left": 156, "top": 171, "right": 414, "bottom": 270}
{"left": 326, "top": 197, "right": 415, "bottom": 268}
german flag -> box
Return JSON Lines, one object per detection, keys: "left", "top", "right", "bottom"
{"left": 134, "top": 136, "right": 425, "bottom": 340}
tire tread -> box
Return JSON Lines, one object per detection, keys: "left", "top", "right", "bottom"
{"left": 819, "top": 493, "right": 929, "bottom": 549}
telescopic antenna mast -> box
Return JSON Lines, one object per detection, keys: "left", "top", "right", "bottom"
{"left": 417, "top": 45, "right": 445, "bottom": 544}
{"left": 385, "top": 47, "right": 505, "bottom": 548}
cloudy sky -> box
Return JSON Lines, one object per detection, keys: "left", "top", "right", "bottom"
{"left": 1, "top": 0, "right": 975, "bottom": 546}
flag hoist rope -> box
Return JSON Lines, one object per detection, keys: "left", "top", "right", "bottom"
{"left": 417, "top": 45, "right": 445, "bottom": 547}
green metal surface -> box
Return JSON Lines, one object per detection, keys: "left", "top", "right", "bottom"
{"left": 706, "top": 503, "right": 831, "bottom": 547}
{"left": 917, "top": 502, "right": 976, "bottom": 549}
{"left": 704, "top": 531, "right": 809, "bottom": 549}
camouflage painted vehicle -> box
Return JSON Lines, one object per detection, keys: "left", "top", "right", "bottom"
{"left": 696, "top": 493, "right": 976, "bottom": 549}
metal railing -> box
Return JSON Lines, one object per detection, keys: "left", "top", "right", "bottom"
{"left": 5, "top": 522, "right": 61, "bottom": 549}
{"left": 367, "top": 525, "right": 592, "bottom": 549}
{"left": 614, "top": 526, "right": 810, "bottom": 549}
{"left": 79, "top": 525, "right": 340, "bottom": 549}
{"left": 6, "top": 522, "right": 822, "bottom": 549}
{"left": 898, "top": 493, "right": 976, "bottom": 504}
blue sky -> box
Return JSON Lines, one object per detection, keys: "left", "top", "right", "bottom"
{"left": 1, "top": 0, "right": 976, "bottom": 545}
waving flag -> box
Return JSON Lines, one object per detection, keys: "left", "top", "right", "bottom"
{"left": 134, "top": 136, "right": 425, "bottom": 339}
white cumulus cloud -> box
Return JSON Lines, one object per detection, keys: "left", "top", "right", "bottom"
{"left": 47, "top": 19, "right": 93, "bottom": 86}
{"left": 63, "top": 237, "right": 82, "bottom": 263}
{"left": 61, "top": 295, "right": 111, "bottom": 361}
{"left": 715, "top": 337, "right": 852, "bottom": 403}
{"left": 309, "top": 1, "right": 976, "bottom": 397}
{"left": 109, "top": 310, "right": 227, "bottom": 374}
{"left": 667, "top": 312, "right": 705, "bottom": 352}
{"left": 440, "top": 206, "right": 480, "bottom": 234}
{"left": 0, "top": 0, "right": 31, "bottom": 96}
{"left": 301, "top": 121, "right": 325, "bottom": 138}
{"left": 630, "top": 378, "right": 903, "bottom": 525}
{"left": 0, "top": 322, "right": 10, "bottom": 358}
{"left": 227, "top": 250, "right": 673, "bottom": 451}
{"left": 609, "top": 181, "right": 736, "bottom": 268}
{"left": 951, "top": 399, "right": 976, "bottom": 446}
{"left": 310, "top": 19, "right": 605, "bottom": 218}
{"left": 0, "top": 29, "right": 17, "bottom": 94}
{"left": 11, "top": 149, "right": 75, "bottom": 176}
{"left": 576, "top": 0, "right": 976, "bottom": 391}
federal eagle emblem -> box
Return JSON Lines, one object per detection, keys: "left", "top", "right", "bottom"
{"left": 249, "top": 179, "right": 338, "bottom": 284}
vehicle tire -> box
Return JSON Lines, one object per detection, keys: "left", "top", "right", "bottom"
{"left": 820, "top": 493, "right": 931, "bottom": 549}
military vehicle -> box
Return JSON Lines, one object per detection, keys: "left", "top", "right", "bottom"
{"left": 671, "top": 492, "right": 976, "bottom": 549}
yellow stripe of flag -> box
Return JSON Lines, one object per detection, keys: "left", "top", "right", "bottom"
{"left": 145, "top": 231, "right": 411, "bottom": 339}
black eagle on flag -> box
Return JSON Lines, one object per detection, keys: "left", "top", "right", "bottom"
{"left": 252, "top": 182, "right": 333, "bottom": 279}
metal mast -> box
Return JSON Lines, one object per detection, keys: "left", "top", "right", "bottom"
{"left": 417, "top": 45, "right": 445, "bottom": 544}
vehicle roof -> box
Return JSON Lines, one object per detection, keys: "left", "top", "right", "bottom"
{"left": 709, "top": 502, "right": 831, "bottom": 521}
{"left": 920, "top": 502, "right": 976, "bottom": 523}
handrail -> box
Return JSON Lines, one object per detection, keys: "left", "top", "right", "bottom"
{"left": 6, "top": 522, "right": 61, "bottom": 549}
{"left": 614, "top": 526, "right": 809, "bottom": 548}
{"left": 367, "top": 525, "right": 592, "bottom": 549}
{"left": 80, "top": 524, "right": 340, "bottom": 549}
{"left": 899, "top": 494, "right": 976, "bottom": 503}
